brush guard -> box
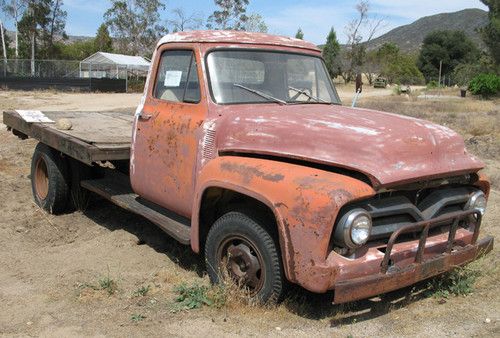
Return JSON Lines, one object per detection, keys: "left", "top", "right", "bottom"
{"left": 333, "top": 209, "right": 494, "bottom": 304}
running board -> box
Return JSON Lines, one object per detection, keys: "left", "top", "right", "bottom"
{"left": 81, "top": 173, "right": 191, "bottom": 245}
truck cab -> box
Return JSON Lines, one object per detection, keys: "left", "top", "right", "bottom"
{"left": 8, "top": 31, "right": 493, "bottom": 305}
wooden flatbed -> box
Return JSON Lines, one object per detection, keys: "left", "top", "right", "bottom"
{"left": 3, "top": 110, "right": 133, "bottom": 165}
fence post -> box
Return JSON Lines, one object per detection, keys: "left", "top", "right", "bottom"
{"left": 125, "top": 65, "right": 128, "bottom": 93}
{"left": 89, "top": 62, "right": 92, "bottom": 92}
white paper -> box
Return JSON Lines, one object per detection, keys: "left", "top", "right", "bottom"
{"left": 164, "top": 70, "right": 182, "bottom": 87}
{"left": 16, "top": 110, "right": 54, "bottom": 123}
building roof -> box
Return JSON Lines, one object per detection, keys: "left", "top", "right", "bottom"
{"left": 157, "top": 30, "right": 321, "bottom": 52}
{"left": 80, "top": 52, "right": 150, "bottom": 67}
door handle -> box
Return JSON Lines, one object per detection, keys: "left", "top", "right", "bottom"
{"left": 138, "top": 112, "right": 152, "bottom": 121}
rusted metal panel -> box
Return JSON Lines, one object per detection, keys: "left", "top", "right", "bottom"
{"left": 210, "top": 104, "right": 484, "bottom": 189}
{"left": 157, "top": 30, "right": 320, "bottom": 53}
{"left": 333, "top": 235, "right": 493, "bottom": 304}
{"left": 130, "top": 43, "right": 208, "bottom": 218}
{"left": 191, "top": 156, "right": 376, "bottom": 293}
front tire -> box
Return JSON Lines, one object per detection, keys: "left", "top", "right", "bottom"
{"left": 31, "top": 143, "right": 70, "bottom": 214}
{"left": 205, "top": 211, "right": 284, "bottom": 304}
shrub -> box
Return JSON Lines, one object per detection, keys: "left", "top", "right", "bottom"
{"left": 427, "top": 80, "right": 439, "bottom": 89}
{"left": 469, "top": 73, "right": 500, "bottom": 97}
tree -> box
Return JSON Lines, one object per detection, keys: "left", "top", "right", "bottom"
{"left": 417, "top": 30, "right": 480, "bottom": 83}
{"left": 17, "top": 0, "right": 67, "bottom": 60}
{"left": 167, "top": 7, "right": 203, "bottom": 32}
{"left": 342, "top": 0, "right": 383, "bottom": 83}
{"left": 45, "top": 0, "right": 67, "bottom": 58}
{"left": 1, "top": 20, "right": 15, "bottom": 59}
{"left": 105, "top": 0, "right": 166, "bottom": 56}
{"left": 244, "top": 13, "right": 267, "bottom": 33}
{"left": 94, "top": 24, "right": 113, "bottom": 52}
{"left": 1, "top": 0, "right": 27, "bottom": 58}
{"left": 295, "top": 28, "right": 304, "bottom": 39}
{"left": 207, "top": 0, "right": 249, "bottom": 30}
{"left": 322, "top": 27, "right": 340, "bottom": 78}
{"left": 479, "top": 0, "right": 499, "bottom": 67}
{"left": 383, "top": 54, "right": 424, "bottom": 85}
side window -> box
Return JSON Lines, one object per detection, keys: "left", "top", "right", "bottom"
{"left": 154, "top": 50, "right": 200, "bottom": 103}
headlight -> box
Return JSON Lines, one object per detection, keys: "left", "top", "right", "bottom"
{"left": 333, "top": 209, "right": 372, "bottom": 249}
{"left": 466, "top": 191, "right": 487, "bottom": 216}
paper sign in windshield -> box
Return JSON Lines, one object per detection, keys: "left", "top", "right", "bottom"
{"left": 164, "top": 71, "right": 183, "bottom": 87}
{"left": 16, "top": 110, "right": 54, "bottom": 123}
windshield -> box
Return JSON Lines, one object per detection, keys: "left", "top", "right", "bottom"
{"left": 206, "top": 50, "right": 341, "bottom": 105}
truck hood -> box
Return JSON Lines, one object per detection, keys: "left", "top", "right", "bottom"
{"left": 213, "top": 104, "right": 484, "bottom": 188}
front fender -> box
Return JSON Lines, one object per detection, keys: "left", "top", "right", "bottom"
{"left": 192, "top": 156, "right": 375, "bottom": 293}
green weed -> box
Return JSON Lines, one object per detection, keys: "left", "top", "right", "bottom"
{"left": 427, "top": 266, "right": 481, "bottom": 299}
{"left": 133, "top": 285, "right": 150, "bottom": 297}
{"left": 171, "top": 283, "right": 226, "bottom": 312}
{"left": 131, "top": 313, "right": 146, "bottom": 322}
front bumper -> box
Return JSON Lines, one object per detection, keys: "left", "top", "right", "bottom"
{"left": 332, "top": 209, "right": 494, "bottom": 304}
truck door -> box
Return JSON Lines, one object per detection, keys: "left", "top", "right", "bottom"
{"left": 131, "top": 46, "right": 207, "bottom": 217}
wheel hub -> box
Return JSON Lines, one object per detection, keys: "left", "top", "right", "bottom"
{"left": 34, "top": 157, "right": 49, "bottom": 200}
{"left": 226, "top": 242, "right": 262, "bottom": 290}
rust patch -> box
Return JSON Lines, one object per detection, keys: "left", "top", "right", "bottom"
{"left": 220, "top": 162, "right": 285, "bottom": 183}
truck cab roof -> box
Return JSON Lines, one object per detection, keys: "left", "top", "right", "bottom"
{"left": 157, "top": 30, "right": 321, "bottom": 52}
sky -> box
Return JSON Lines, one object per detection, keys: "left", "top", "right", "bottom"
{"left": 1, "top": 0, "right": 489, "bottom": 45}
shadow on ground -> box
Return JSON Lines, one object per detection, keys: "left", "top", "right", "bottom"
{"left": 82, "top": 196, "right": 204, "bottom": 276}
{"left": 283, "top": 278, "right": 436, "bottom": 324}
{"left": 81, "top": 195, "right": 438, "bottom": 322}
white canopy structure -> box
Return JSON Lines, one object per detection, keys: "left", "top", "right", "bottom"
{"left": 79, "top": 52, "right": 150, "bottom": 79}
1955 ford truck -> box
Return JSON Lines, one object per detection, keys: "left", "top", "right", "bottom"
{"left": 3, "top": 31, "right": 493, "bottom": 304}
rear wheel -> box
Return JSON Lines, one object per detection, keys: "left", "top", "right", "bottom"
{"left": 205, "top": 211, "right": 284, "bottom": 304}
{"left": 31, "top": 143, "right": 70, "bottom": 214}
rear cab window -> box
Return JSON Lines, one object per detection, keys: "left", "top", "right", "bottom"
{"left": 154, "top": 50, "right": 200, "bottom": 103}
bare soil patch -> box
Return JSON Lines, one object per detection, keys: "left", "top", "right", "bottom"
{"left": 0, "top": 90, "right": 498, "bottom": 337}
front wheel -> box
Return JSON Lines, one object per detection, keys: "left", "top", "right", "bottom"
{"left": 205, "top": 211, "right": 284, "bottom": 304}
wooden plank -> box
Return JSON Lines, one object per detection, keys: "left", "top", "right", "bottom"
{"left": 43, "top": 111, "right": 133, "bottom": 144}
{"left": 3, "top": 111, "right": 131, "bottom": 164}
{"left": 81, "top": 172, "right": 191, "bottom": 245}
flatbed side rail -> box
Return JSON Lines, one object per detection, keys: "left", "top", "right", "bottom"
{"left": 381, "top": 209, "right": 482, "bottom": 273}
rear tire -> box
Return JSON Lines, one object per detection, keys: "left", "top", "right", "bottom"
{"left": 205, "top": 211, "right": 284, "bottom": 304}
{"left": 31, "top": 143, "right": 70, "bottom": 214}
{"left": 68, "top": 159, "right": 93, "bottom": 211}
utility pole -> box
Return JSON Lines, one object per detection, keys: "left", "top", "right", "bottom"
{"left": 438, "top": 60, "right": 443, "bottom": 87}
{"left": 0, "top": 19, "right": 7, "bottom": 77}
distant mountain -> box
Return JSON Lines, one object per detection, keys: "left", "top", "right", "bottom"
{"left": 4, "top": 30, "right": 92, "bottom": 46}
{"left": 365, "top": 9, "right": 488, "bottom": 53}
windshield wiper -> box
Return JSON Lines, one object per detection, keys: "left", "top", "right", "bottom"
{"left": 234, "top": 84, "right": 287, "bottom": 105}
{"left": 288, "top": 86, "right": 330, "bottom": 104}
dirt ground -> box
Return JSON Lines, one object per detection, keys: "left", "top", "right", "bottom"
{"left": 0, "top": 88, "right": 499, "bottom": 337}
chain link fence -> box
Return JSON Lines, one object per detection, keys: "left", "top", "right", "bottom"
{"left": 0, "top": 59, "right": 80, "bottom": 78}
{"left": 0, "top": 59, "right": 147, "bottom": 92}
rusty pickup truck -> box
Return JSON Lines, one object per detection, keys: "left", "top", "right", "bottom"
{"left": 3, "top": 31, "right": 493, "bottom": 304}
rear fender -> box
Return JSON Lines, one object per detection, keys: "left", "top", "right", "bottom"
{"left": 191, "top": 156, "right": 375, "bottom": 292}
